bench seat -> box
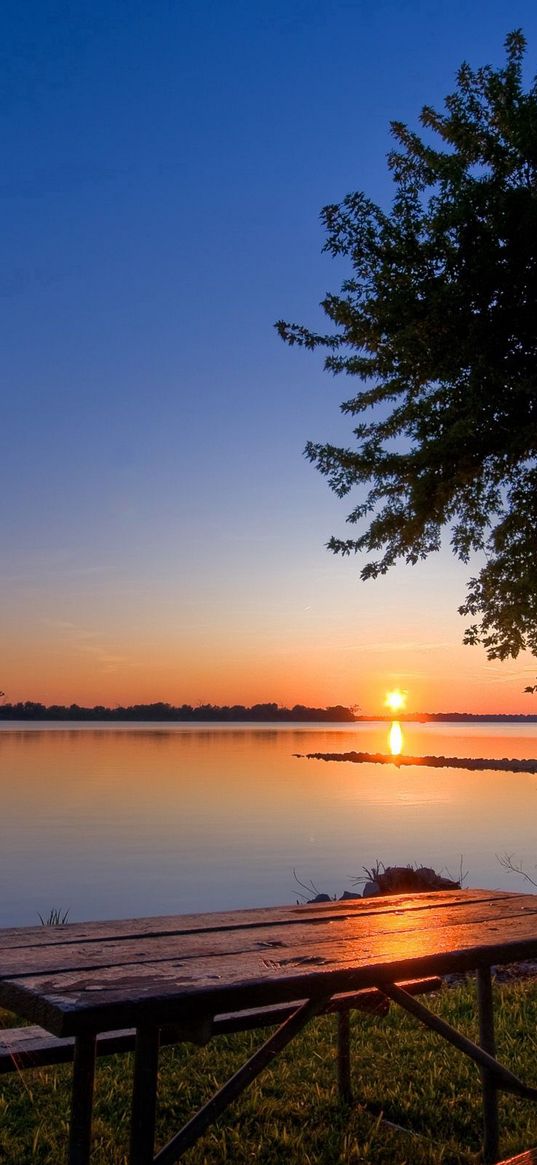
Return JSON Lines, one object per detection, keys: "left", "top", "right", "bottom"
{"left": 0, "top": 976, "right": 441, "bottom": 1074}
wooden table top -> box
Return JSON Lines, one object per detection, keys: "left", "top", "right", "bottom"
{"left": 1, "top": 889, "right": 537, "bottom": 1038}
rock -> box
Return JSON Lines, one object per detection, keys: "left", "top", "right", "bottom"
{"left": 373, "top": 866, "right": 460, "bottom": 895}
{"left": 362, "top": 880, "right": 381, "bottom": 897}
{"left": 302, "top": 863, "right": 460, "bottom": 905}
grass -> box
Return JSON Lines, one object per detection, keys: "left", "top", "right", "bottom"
{"left": 2, "top": 978, "right": 537, "bottom": 1163}
{"left": 37, "top": 907, "right": 70, "bottom": 927}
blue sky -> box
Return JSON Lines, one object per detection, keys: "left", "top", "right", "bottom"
{"left": 3, "top": 0, "right": 537, "bottom": 711}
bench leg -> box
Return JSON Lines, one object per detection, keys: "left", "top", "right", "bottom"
{"left": 477, "top": 967, "right": 500, "bottom": 1165}
{"left": 130, "top": 1024, "right": 160, "bottom": 1165}
{"left": 68, "top": 1033, "right": 96, "bottom": 1165}
{"left": 337, "top": 1011, "right": 353, "bottom": 1103}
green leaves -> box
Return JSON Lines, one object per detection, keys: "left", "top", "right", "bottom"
{"left": 278, "top": 31, "right": 537, "bottom": 661}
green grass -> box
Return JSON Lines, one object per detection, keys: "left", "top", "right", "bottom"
{"left": 2, "top": 979, "right": 537, "bottom": 1163}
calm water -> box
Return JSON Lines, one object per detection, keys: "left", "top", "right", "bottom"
{"left": 1, "top": 720, "right": 537, "bottom": 927}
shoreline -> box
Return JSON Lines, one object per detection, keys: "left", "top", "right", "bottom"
{"left": 298, "top": 750, "right": 537, "bottom": 774}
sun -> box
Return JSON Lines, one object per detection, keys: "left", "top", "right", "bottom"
{"left": 385, "top": 688, "right": 407, "bottom": 713}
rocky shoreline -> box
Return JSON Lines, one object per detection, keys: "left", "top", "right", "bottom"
{"left": 296, "top": 750, "right": 537, "bottom": 774}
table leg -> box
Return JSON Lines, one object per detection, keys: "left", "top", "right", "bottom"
{"left": 153, "top": 996, "right": 327, "bottom": 1165}
{"left": 337, "top": 1011, "right": 353, "bottom": 1103}
{"left": 68, "top": 1033, "right": 97, "bottom": 1165}
{"left": 130, "top": 1024, "right": 160, "bottom": 1165}
{"left": 381, "top": 982, "right": 537, "bottom": 1100}
{"left": 477, "top": 967, "right": 499, "bottom": 1165}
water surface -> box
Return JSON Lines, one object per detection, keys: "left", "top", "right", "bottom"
{"left": 1, "top": 721, "right": 536, "bottom": 926}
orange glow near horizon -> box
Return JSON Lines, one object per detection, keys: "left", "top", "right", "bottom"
{"left": 385, "top": 688, "right": 407, "bottom": 714}
{"left": 1, "top": 619, "right": 535, "bottom": 715}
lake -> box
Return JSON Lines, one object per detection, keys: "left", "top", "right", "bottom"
{"left": 1, "top": 720, "right": 537, "bottom": 927}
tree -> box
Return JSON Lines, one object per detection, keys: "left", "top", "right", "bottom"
{"left": 276, "top": 31, "right": 537, "bottom": 662}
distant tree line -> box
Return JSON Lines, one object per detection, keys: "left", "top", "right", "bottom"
{"left": 1, "top": 703, "right": 537, "bottom": 722}
{"left": 0, "top": 701, "right": 358, "bottom": 722}
{"left": 376, "top": 709, "right": 537, "bottom": 721}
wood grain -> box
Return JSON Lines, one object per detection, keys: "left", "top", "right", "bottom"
{"left": 0, "top": 891, "right": 536, "bottom": 1037}
{"left": 0, "top": 889, "right": 514, "bottom": 950}
{"left": 0, "top": 978, "right": 440, "bottom": 1072}
{"left": 0, "top": 895, "right": 535, "bottom": 981}
{"left": 498, "top": 1151, "right": 537, "bottom": 1165}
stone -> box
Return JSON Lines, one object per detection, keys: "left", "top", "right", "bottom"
{"left": 373, "top": 866, "right": 460, "bottom": 895}
{"left": 362, "top": 880, "right": 381, "bottom": 897}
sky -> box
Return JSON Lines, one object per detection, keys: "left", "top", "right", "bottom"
{"left": 3, "top": 0, "right": 537, "bottom": 715}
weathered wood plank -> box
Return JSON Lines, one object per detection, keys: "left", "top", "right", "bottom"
{"left": 0, "top": 889, "right": 518, "bottom": 951}
{"left": 1, "top": 895, "right": 535, "bottom": 981}
{"left": 3, "top": 899, "right": 537, "bottom": 1037}
{"left": 477, "top": 965, "right": 499, "bottom": 1163}
{"left": 129, "top": 1024, "right": 160, "bottom": 1165}
{"left": 2, "top": 892, "right": 534, "bottom": 1165}
{"left": 499, "top": 1152, "right": 537, "bottom": 1165}
{"left": 0, "top": 979, "right": 440, "bottom": 1072}
{"left": 68, "top": 1033, "right": 96, "bottom": 1165}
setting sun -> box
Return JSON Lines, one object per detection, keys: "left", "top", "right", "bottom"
{"left": 385, "top": 688, "right": 407, "bottom": 713}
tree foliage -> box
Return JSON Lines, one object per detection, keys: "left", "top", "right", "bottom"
{"left": 277, "top": 31, "right": 537, "bottom": 661}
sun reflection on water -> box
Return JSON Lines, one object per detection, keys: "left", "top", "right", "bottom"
{"left": 389, "top": 721, "right": 403, "bottom": 756}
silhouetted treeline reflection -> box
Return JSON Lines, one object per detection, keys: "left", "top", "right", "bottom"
{"left": 0, "top": 701, "right": 358, "bottom": 722}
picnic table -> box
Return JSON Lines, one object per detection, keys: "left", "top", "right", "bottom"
{"left": 2, "top": 888, "right": 537, "bottom": 1164}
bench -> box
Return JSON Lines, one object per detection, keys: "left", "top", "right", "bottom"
{"left": 0, "top": 976, "right": 441, "bottom": 1105}
{"left": 5, "top": 890, "right": 535, "bottom": 1164}
{"left": 499, "top": 1153, "right": 537, "bottom": 1165}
